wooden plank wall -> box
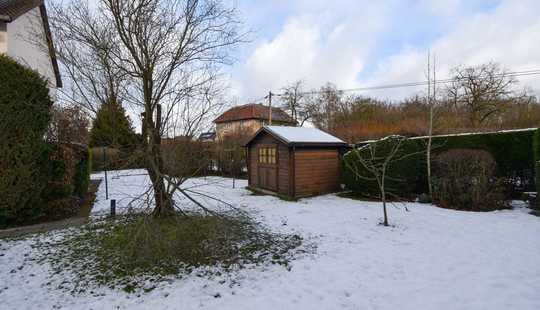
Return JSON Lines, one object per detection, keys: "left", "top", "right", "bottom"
{"left": 247, "top": 132, "right": 290, "bottom": 196}
{"left": 294, "top": 149, "right": 340, "bottom": 197}
{"left": 277, "top": 144, "right": 289, "bottom": 195}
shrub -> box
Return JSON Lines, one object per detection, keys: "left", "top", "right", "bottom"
{"left": 430, "top": 130, "right": 536, "bottom": 195}
{"left": 44, "top": 143, "right": 91, "bottom": 217}
{"left": 343, "top": 129, "right": 537, "bottom": 198}
{"left": 215, "top": 131, "right": 249, "bottom": 177}
{"left": 534, "top": 129, "right": 540, "bottom": 208}
{"left": 73, "top": 148, "right": 91, "bottom": 198}
{"left": 47, "top": 104, "right": 90, "bottom": 145}
{"left": 90, "top": 146, "right": 144, "bottom": 171}
{"left": 432, "top": 149, "right": 508, "bottom": 211}
{"left": 162, "top": 138, "right": 213, "bottom": 177}
{"left": 44, "top": 143, "right": 77, "bottom": 202}
{"left": 0, "top": 55, "right": 53, "bottom": 227}
{"left": 342, "top": 137, "right": 425, "bottom": 198}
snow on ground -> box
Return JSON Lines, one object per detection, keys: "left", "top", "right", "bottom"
{"left": 2, "top": 169, "right": 540, "bottom": 310}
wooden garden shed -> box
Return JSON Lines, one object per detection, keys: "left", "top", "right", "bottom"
{"left": 244, "top": 126, "right": 348, "bottom": 199}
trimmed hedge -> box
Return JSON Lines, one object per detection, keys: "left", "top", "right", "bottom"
{"left": 73, "top": 148, "right": 91, "bottom": 198}
{"left": 0, "top": 55, "right": 53, "bottom": 227}
{"left": 44, "top": 143, "right": 91, "bottom": 213}
{"left": 343, "top": 136, "right": 424, "bottom": 197}
{"left": 343, "top": 129, "right": 538, "bottom": 198}
{"left": 534, "top": 130, "right": 540, "bottom": 208}
{"left": 0, "top": 55, "right": 92, "bottom": 228}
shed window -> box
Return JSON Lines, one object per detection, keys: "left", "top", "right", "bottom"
{"left": 258, "top": 147, "right": 276, "bottom": 164}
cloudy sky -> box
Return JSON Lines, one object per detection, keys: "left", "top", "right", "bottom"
{"left": 226, "top": 0, "right": 540, "bottom": 103}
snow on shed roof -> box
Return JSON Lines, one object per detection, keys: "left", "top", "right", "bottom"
{"left": 264, "top": 126, "right": 346, "bottom": 145}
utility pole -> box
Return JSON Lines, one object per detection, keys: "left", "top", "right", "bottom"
{"left": 268, "top": 91, "right": 273, "bottom": 125}
{"left": 426, "top": 51, "right": 437, "bottom": 199}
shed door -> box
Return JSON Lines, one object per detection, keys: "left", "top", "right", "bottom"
{"left": 257, "top": 145, "right": 278, "bottom": 192}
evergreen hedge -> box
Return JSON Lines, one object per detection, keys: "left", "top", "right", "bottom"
{"left": 0, "top": 55, "right": 91, "bottom": 228}
{"left": 534, "top": 130, "right": 540, "bottom": 207}
{"left": 0, "top": 55, "right": 53, "bottom": 227}
{"left": 342, "top": 128, "right": 538, "bottom": 198}
{"left": 73, "top": 149, "right": 92, "bottom": 198}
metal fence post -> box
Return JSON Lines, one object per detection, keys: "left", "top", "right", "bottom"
{"left": 103, "top": 147, "right": 109, "bottom": 200}
{"left": 110, "top": 199, "right": 116, "bottom": 217}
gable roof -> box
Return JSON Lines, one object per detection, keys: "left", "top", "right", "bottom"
{"left": 0, "top": 0, "right": 62, "bottom": 88}
{"left": 245, "top": 126, "right": 348, "bottom": 147}
{"left": 214, "top": 104, "right": 296, "bottom": 124}
{"left": 0, "top": 0, "right": 42, "bottom": 22}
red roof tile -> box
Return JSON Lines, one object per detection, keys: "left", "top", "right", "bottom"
{"left": 214, "top": 104, "right": 296, "bottom": 124}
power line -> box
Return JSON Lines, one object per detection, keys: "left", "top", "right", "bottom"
{"left": 265, "top": 68, "right": 540, "bottom": 98}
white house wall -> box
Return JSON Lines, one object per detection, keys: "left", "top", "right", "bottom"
{"left": 0, "top": 22, "right": 7, "bottom": 53}
{"left": 5, "top": 7, "right": 56, "bottom": 94}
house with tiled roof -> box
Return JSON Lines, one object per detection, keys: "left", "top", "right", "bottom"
{"left": 213, "top": 103, "right": 296, "bottom": 140}
{"left": 0, "top": 0, "right": 62, "bottom": 93}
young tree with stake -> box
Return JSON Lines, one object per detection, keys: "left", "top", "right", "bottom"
{"left": 345, "top": 136, "right": 424, "bottom": 226}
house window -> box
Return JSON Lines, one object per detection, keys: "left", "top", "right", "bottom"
{"left": 258, "top": 147, "right": 276, "bottom": 164}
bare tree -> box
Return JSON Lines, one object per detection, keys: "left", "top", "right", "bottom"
{"left": 51, "top": 0, "right": 245, "bottom": 216}
{"left": 308, "top": 83, "right": 344, "bottom": 131}
{"left": 280, "top": 80, "right": 310, "bottom": 126}
{"left": 446, "top": 62, "right": 517, "bottom": 128}
{"left": 47, "top": 104, "right": 90, "bottom": 145}
{"left": 47, "top": 0, "right": 127, "bottom": 115}
{"left": 345, "top": 136, "right": 423, "bottom": 226}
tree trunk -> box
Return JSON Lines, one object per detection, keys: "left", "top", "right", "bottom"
{"left": 147, "top": 144, "right": 174, "bottom": 217}
{"left": 381, "top": 176, "right": 389, "bottom": 226}
{"left": 381, "top": 191, "right": 389, "bottom": 226}
{"left": 145, "top": 105, "right": 175, "bottom": 217}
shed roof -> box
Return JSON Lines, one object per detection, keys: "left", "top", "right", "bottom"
{"left": 245, "top": 126, "right": 348, "bottom": 147}
{"left": 214, "top": 104, "right": 296, "bottom": 124}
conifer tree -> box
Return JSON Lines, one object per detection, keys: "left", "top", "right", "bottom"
{"left": 89, "top": 99, "right": 138, "bottom": 148}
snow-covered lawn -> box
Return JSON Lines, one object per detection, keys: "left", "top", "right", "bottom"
{"left": 1, "top": 169, "right": 540, "bottom": 310}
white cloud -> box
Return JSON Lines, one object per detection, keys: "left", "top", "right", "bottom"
{"left": 230, "top": 1, "right": 392, "bottom": 101}
{"left": 231, "top": 0, "right": 540, "bottom": 102}
{"left": 360, "top": 0, "right": 540, "bottom": 100}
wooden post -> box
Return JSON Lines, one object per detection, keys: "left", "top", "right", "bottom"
{"left": 268, "top": 91, "right": 273, "bottom": 125}
{"left": 110, "top": 199, "right": 116, "bottom": 217}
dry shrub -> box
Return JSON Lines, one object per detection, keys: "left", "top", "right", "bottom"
{"left": 433, "top": 149, "right": 509, "bottom": 211}
{"left": 44, "top": 143, "right": 91, "bottom": 219}
{"left": 49, "top": 143, "right": 77, "bottom": 185}
{"left": 214, "top": 131, "right": 249, "bottom": 177}
{"left": 90, "top": 147, "right": 121, "bottom": 170}
{"left": 162, "top": 138, "right": 213, "bottom": 177}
